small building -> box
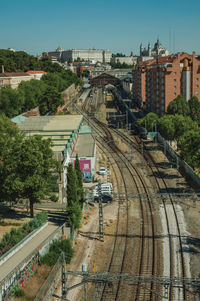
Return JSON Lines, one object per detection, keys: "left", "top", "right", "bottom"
{"left": 0, "top": 72, "right": 34, "bottom": 89}
{"left": 71, "top": 125, "right": 96, "bottom": 181}
{"left": 26, "top": 70, "right": 46, "bottom": 80}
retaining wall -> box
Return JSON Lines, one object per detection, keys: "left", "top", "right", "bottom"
{"left": 0, "top": 224, "right": 65, "bottom": 301}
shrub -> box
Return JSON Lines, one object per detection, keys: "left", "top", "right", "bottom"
{"left": 50, "top": 194, "right": 59, "bottom": 202}
{"left": 0, "top": 211, "right": 48, "bottom": 256}
{"left": 40, "top": 251, "right": 58, "bottom": 266}
{"left": 15, "top": 288, "right": 25, "bottom": 297}
{"left": 40, "top": 239, "right": 74, "bottom": 266}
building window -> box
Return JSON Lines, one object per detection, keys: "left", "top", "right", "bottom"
{"left": 196, "top": 92, "right": 199, "bottom": 95}
{"left": 197, "top": 78, "right": 199, "bottom": 81}
{"left": 174, "top": 92, "right": 176, "bottom": 96}
{"left": 174, "top": 79, "right": 176, "bottom": 82}
{"left": 174, "top": 72, "right": 176, "bottom": 75}
{"left": 196, "top": 85, "right": 199, "bottom": 88}
{"left": 174, "top": 86, "right": 176, "bottom": 89}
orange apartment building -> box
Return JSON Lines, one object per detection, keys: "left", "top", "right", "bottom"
{"left": 132, "top": 52, "right": 200, "bottom": 115}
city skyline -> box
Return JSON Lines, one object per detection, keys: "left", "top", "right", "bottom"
{"left": 1, "top": 0, "right": 200, "bottom": 56}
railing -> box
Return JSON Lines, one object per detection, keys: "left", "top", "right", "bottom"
{"left": 0, "top": 223, "right": 65, "bottom": 292}
{"left": 34, "top": 257, "right": 61, "bottom": 301}
{"left": 0, "top": 222, "right": 48, "bottom": 267}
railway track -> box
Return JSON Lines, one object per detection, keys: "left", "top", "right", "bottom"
{"left": 109, "top": 125, "right": 191, "bottom": 300}
{"left": 76, "top": 100, "right": 159, "bottom": 300}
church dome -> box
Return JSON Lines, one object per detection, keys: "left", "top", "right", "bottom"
{"left": 56, "top": 46, "right": 64, "bottom": 52}
{"left": 154, "top": 39, "right": 163, "bottom": 50}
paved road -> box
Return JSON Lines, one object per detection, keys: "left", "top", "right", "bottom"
{"left": 0, "top": 222, "right": 59, "bottom": 283}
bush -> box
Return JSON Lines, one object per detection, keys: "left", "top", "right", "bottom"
{"left": 50, "top": 194, "right": 59, "bottom": 202}
{"left": 40, "top": 251, "right": 58, "bottom": 266}
{"left": 15, "top": 288, "right": 25, "bottom": 297}
{"left": 0, "top": 211, "right": 48, "bottom": 256}
{"left": 40, "top": 239, "right": 74, "bottom": 266}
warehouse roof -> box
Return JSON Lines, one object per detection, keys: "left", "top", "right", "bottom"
{"left": 71, "top": 134, "right": 95, "bottom": 158}
{"left": 18, "top": 115, "right": 83, "bottom": 153}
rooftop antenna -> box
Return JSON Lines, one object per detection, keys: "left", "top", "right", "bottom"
{"left": 169, "top": 28, "right": 171, "bottom": 54}
{"left": 173, "top": 29, "right": 175, "bottom": 53}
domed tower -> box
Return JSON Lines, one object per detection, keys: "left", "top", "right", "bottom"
{"left": 140, "top": 43, "right": 143, "bottom": 56}
{"left": 148, "top": 42, "right": 151, "bottom": 56}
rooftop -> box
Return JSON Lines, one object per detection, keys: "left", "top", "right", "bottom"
{"left": 0, "top": 72, "right": 30, "bottom": 77}
{"left": 26, "top": 71, "right": 46, "bottom": 74}
{"left": 71, "top": 134, "right": 95, "bottom": 158}
{"left": 18, "top": 115, "right": 83, "bottom": 153}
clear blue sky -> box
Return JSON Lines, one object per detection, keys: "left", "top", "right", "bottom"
{"left": 1, "top": 0, "right": 200, "bottom": 56}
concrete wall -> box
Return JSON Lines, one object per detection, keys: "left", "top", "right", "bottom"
{"left": 0, "top": 224, "right": 65, "bottom": 301}
{"left": 62, "top": 83, "right": 79, "bottom": 103}
{"left": 0, "top": 222, "right": 48, "bottom": 267}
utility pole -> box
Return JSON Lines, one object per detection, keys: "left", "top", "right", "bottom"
{"left": 61, "top": 252, "right": 68, "bottom": 300}
{"left": 126, "top": 109, "right": 128, "bottom": 130}
{"left": 98, "top": 180, "right": 104, "bottom": 241}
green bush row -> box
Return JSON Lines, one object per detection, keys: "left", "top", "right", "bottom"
{"left": 0, "top": 211, "right": 47, "bottom": 257}
{"left": 40, "top": 238, "right": 74, "bottom": 266}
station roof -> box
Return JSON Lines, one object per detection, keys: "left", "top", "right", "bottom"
{"left": 71, "top": 134, "right": 95, "bottom": 158}
{"left": 18, "top": 115, "right": 83, "bottom": 153}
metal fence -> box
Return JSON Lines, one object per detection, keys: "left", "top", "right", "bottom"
{"left": 156, "top": 132, "right": 200, "bottom": 187}
{"left": 34, "top": 257, "right": 62, "bottom": 301}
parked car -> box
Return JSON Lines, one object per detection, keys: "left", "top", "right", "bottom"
{"left": 93, "top": 194, "right": 112, "bottom": 203}
{"left": 98, "top": 167, "right": 107, "bottom": 175}
{"left": 84, "top": 176, "right": 92, "bottom": 183}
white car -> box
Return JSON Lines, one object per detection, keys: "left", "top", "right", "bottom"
{"left": 98, "top": 167, "right": 107, "bottom": 175}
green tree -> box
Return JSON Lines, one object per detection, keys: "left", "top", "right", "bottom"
{"left": 173, "top": 114, "right": 199, "bottom": 141}
{"left": 66, "top": 201, "right": 82, "bottom": 229}
{"left": 75, "top": 154, "right": 84, "bottom": 204}
{"left": 0, "top": 130, "right": 57, "bottom": 217}
{"left": 39, "top": 87, "right": 64, "bottom": 115}
{"left": 188, "top": 96, "right": 200, "bottom": 122}
{"left": 0, "top": 86, "right": 24, "bottom": 117}
{"left": 18, "top": 79, "right": 47, "bottom": 111}
{"left": 167, "top": 95, "right": 189, "bottom": 116}
{"left": 19, "top": 136, "right": 57, "bottom": 217}
{"left": 139, "top": 112, "right": 159, "bottom": 131}
{"left": 159, "top": 115, "right": 176, "bottom": 141}
{"left": 0, "top": 115, "right": 24, "bottom": 204}
{"left": 66, "top": 162, "right": 82, "bottom": 230}
{"left": 178, "top": 130, "right": 200, "bottom": 168}
{"left": 81, "top": 69, "right": 90, "bottom": 78}
{"left": 66, "top": 163, "right": 77, "bottom": 206}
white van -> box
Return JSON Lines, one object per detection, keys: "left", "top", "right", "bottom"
{"left": 92, "top": 182, "right": 113, "bottom": 203}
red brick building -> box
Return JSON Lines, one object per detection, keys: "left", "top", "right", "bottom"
{"left": 132, "top": 52, "right": 200, "bottom": 115}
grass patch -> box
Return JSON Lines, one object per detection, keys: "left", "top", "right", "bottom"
{"left": 0, "top": 219, "right": 20, "bottom": 227}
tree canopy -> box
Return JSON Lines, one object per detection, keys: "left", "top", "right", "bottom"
{"left": 39, "top": 86, "right": 64, "bottom": 115}
{"left": 167, "top": 95, "right": 189, "bottom": 116}
{"left": 188, "top": 96, "right": 200, "bottom": 122}
{"left": 66, "top": 162, "right": 83, "bottom": 230}
{"left": 138, "top": 112, "right": 159, "bottom": 131}
{"left": 178, "top": 130, "right": 200, "bottom": 168}
{"left": 0, "top": 49, "right": 82, "bottom": 118}
{"left": 0, "top": 115, "right": 58, "bottom": 217}
{"left": 158, "top": 115, "right": 175, "bottom": 141}
{"left": 75, "top": 154, "right": 84, "bottom": 204}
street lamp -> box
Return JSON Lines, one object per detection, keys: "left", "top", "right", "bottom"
{"left": 152, "top": 120, "right": 157, "bottom": 143}
{"left": 152, "top": 120, "right": 157, "bottom": 132}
